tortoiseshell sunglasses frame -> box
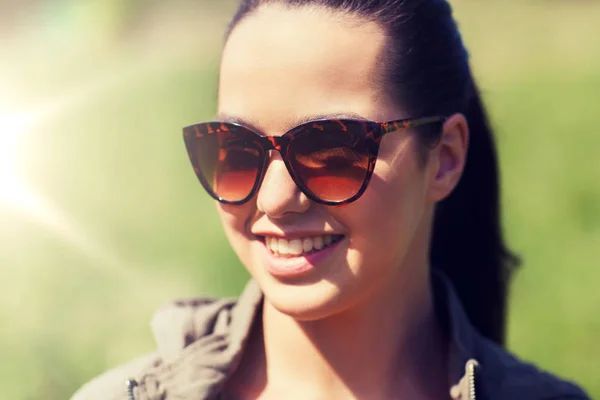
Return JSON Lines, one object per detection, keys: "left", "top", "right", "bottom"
{"left": 182, "top": 116, "right": 446, "bottom": 206}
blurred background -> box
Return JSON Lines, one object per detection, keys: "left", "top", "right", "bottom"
{"left": 0, "top": 0, "right": 598, "bottom": 398}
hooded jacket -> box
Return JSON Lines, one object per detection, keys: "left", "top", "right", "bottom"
{"left": 72, "top": 273, "right": 590, "bottom": 400}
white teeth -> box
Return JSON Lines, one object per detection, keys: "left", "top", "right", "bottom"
{"left": 278, "top": 237, "right": 290, "bottom": 255}
{"left": 302, "top": 238, "right": 313, "bottom": 252}
{"left": 313, "top": 236, "right": 324, "bottom": 250}
{"left": 267, "top": 237, "right": 278, "bottom": 253}
{"left": 288, "top": 239, "right": 303, "bottom": 255}
{"left": 265, "top": 234, "right": 340, "bottom": 256}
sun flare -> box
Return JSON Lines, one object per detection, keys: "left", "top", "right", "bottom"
{"left": 0, "top": 107, "right": 126, "bottom": 270}
{"left": 0, "top": 110, "right": 33, "bottom": 208}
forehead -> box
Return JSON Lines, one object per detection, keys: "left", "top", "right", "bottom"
{"left": 218, "top": 5, "right": 390, "bottom": 133}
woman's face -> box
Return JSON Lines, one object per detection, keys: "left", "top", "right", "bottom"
{"left": 217, "top": 5, "right": 442, "bottom": 320}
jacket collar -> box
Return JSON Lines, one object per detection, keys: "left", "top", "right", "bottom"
{"left": 431, "top": 271, "right": 479, "bottom": 378}
{"left": 136, "top": 273, "right": 479, "bottom": 399}
{"left": 431, "top": 271, "right": 481, "bottom": 399}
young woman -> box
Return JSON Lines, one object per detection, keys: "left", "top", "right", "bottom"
{"left": 73, "top": 0, "right": 590, "bottom": 399}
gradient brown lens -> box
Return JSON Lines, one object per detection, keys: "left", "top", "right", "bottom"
{"left": 192, "top": 131, "right": 262, "bottom": 202}
{"left": 290, "top": 130, "right": 370, "bottom": 202}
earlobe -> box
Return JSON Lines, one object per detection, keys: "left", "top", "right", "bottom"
{"left": 428, "top": 113, "right": 469, "bottom": 202}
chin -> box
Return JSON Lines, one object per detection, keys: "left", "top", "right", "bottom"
{"left": 258, "top": 277, "right": 350, "bottom": 322}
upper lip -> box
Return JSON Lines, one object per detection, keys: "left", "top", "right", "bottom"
{"left": 251, "top": 229, "right": 345, "bottom": 240}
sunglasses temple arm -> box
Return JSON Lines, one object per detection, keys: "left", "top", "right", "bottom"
{"left": 381, "top": 116, "right": 446, "bottom": 135}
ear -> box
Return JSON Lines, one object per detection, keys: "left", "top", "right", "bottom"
{"left": 426, "top": 113, "right": 469, "bottom": 202}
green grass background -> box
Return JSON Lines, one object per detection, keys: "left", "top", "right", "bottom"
{"left": 0, "top": 1, "right": 598, "bottom": 398}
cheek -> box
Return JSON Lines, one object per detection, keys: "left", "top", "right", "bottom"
{"left": 374, "top": 138, "right": 427, "bottom": 227}
{"left": 217, "top": 202, "right": 255, "bottom": 257}
{"left": 343, "top": 145, "right": 427, "bottom": 269}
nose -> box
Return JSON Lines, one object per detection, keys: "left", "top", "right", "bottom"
{"left": 256, "top": 152, "right": 311, "bottom": 218}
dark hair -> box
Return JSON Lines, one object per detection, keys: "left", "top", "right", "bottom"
{"left": 225, "top": 0, "right": 519, "bottom": 346}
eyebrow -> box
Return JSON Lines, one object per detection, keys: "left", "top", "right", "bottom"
{"left": 215, "top": 111, "right": 369, "bottom": 134}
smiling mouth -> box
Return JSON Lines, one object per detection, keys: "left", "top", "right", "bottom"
{"left": 259, "top": 234, "right": 345, "bottom": 257}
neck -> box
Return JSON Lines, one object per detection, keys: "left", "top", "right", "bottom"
{"left": 257, "top": 263, "right": 449, "bottom": 399}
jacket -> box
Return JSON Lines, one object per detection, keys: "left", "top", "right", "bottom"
{"left": 71, "top": 273, "right": 590, "bottom": 400}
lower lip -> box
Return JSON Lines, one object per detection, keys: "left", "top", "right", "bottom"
{"left": 261, "top": 239, "right": 343, "bottom": 279}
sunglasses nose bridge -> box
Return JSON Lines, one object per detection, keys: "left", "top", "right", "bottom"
{"left": 260, "top": 135, "right": 290, "bottom": 156}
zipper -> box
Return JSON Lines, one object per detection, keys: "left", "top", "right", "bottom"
{"left": 466, "top": 359, "right": 477, "bottom": 400}
{"left": 126, "top": 378, "right": 138, "bottom": 400}
{"left": 450, "top": 359, "right": 479, "bottom": 400}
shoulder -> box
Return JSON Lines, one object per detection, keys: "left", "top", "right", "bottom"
{"left": 476, "top": 336, "right": 590, "bottom": 400}
{"left": 69, "top": 295, "right": 232, "bottom": 400}
{"left": 71, "top": 283, "right": 262, "bottom": 400}
{"left": 70, "top": 352, "right": 160, "bottom": 400}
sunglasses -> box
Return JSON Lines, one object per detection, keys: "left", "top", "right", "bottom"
{"left": 182, "top": 116, "right": 445, "bottom": 206}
